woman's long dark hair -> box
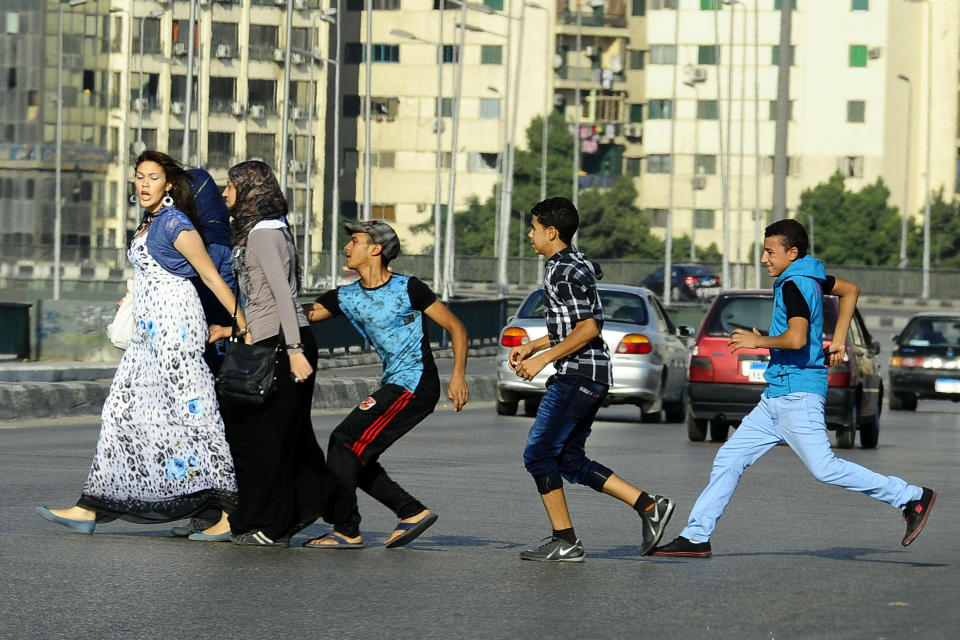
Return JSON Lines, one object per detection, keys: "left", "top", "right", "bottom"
{"left": 134, "top": 150, "right": 199, "bottom": 230}
{"left": 227, "top": 160, "right": 301, "bottom": 286}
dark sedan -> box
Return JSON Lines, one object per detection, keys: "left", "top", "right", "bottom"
{"left": 641, "top": 264, "right": 721, "bottom": 302}
{"left": 888, "top": 312, "right": 960, "bottom": 410}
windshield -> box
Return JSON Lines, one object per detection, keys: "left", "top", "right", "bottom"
{"left": 680, "top": 265, "right": 714, "bottom": 277}
{"left": 516, "top": 289, "right": 649, "bottom": 325}
{"left": 705, "top": 295, "right": 838, "bottom": 339}
{"left": 899, "top": 317, "right": 960, "bottom": 347}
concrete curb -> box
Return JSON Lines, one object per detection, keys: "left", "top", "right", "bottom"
{"left": 0, "top": 374, "right": 499, "bottom": 421}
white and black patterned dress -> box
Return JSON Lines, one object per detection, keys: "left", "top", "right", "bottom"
{"left": 77, "top": 231, "right": 238, "bottom": 522}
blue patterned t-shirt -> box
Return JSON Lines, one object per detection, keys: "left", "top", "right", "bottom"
{"left": 317, "top": 274, "right": 438, "bottom": 392}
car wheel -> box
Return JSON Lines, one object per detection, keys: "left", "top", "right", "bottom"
{"left": 902, "top": 393, "right": 918, "bottom": 411}
{"left": 664, "top": 399, "right": 686, "bottom": 423}
{"left": 523, "top": 397, "right": 540, "bottom": 417}
{"left": 496, "top": 399, "right": 519, "bottom": 415}
{"left": 835, "top": 403, "right": 857, "bottom": 449}
{"left": 888, "top": 390, "right": 903, "bottom": 410}
{"left": 640, "top": 409, "right": 661, "bottom": 423}
{"left": 859, "top": 412, "right": 879, "bottom": 449}
{"left": 686, "top": 408, "right": 707, "bottom": 442}
{"left": 709, "top": 421, "right": 728, "bottom": 442}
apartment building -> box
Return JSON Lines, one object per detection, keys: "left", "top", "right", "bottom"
{"left": 0, "top": 0, "right": 113, "bottom": 253}
{"left": 633, "top": 0, "right": 959, "bottom": 262}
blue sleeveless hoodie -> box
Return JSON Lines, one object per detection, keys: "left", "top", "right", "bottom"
{"left": 763, "top": 254, "right": 828, "bottom": 398}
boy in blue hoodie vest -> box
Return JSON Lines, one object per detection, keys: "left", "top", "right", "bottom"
{"left": 654, "top": 219, "right": 935, "bottom": 557}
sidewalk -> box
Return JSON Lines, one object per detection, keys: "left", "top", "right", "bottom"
{"left": 0, "top": 346, "right": 500, "bottom": 421}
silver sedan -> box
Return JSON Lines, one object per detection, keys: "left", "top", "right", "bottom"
{"left": 496, "top": 284, "right": 693, "bottom": 422}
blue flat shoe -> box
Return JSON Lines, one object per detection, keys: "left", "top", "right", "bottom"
{"left": 35, "top": 506, "right": 95, "bottom": 534}
{"left": 384, "top": 512, "right": 438, "bottom": 549}
{"left": 187, "top": 530, "right": 233, "bottom": 542}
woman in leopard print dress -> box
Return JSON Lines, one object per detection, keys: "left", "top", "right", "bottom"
{"left": 36, "top": 151, "right": 244, "bottom": 537}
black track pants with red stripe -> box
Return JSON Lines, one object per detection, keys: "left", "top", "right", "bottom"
{"left": 325, "top": 376, "right": 440, "bottom": 537}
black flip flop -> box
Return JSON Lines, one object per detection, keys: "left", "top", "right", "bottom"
{"left": 384, "top": 512, "right": 438, "bottom": 549}
{"left": 303, "top": 531, "right": 365, "bottom": 549}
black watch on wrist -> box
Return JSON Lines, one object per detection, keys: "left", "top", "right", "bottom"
{"left": 286, "top": 342, "right": 304, "bottom": 351}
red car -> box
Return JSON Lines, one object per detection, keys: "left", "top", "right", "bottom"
{"left": 685, "top": 290, "right": 883, "bottom": 449}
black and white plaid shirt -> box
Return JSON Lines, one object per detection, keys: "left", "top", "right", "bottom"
{"left": 542, "top": 247, "right": 612, "bottom": 386}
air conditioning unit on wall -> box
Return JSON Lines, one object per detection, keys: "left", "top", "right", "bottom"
{"left": 248, "top": 104, "right": 266, "bottom": 119}
{"left": 231, "top": 101, "right": 245, "bottom": 116}
{"left": 215, "top": 44, "right": 232, "bottom": 59}
{"left": 290, "top": 107, "right": 304, "bottom": 120}
{"left": 171, "top": 101, "right": 185, "bottom": 116}
{"left": 173, "top": 42, "right": 187, "bottom": 56}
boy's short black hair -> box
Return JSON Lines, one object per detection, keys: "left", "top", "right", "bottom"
{"left": 530, "top": 197, "right": 579, "bottom": 245}
{"left": 765, "top": 218, "right": 808, "bottom": 258}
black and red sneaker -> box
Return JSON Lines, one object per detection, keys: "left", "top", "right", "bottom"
{"left": 652, "top": 536, "right": 712, "bottom": 558}
{"left": 902, "top": 487, "right": 936, "bottom": 547}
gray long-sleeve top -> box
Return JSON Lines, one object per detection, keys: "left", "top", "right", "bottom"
{"left": 240, "top": 228, "right": 308, "bottom": 354}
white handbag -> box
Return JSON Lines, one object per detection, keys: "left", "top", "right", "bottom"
{"left": 106, "top": 279, "right": 135, "bottom": 349}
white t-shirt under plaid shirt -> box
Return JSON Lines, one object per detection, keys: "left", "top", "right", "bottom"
{"left": 543, "top": 246, "right": 613, "bottom": 387}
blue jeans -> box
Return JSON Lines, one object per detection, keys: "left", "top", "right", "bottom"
{"left": 681, "top": 392, "right": 923, "bottom": 543}
{"left": 523, "top": 374, "right": 612, "bottom": 492}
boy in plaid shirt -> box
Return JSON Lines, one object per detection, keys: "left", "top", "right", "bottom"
{"left": 509, "top": 197, "right": 675, "bottom": 562}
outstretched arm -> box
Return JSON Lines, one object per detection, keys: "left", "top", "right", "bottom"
{"left": 175, "top": 229, "right": 249, "bottom": 341}
{"left": 424, "top": 300, "right": 469, "bottom": 411}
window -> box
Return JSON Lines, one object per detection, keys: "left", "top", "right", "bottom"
{"left": 480, "top": 98, "right": 500, "bottom": 119}
{"left": 626, "top": 157, "right": 642, "bottom": 176}
{"left": 211, "top": 22, "right": 239, "bottom": 53}
{"left": 629, "top": 104, "right": 643, "bottom": 123}
{"left": 468, "top": 152, "right": 499, "bottom": 172}
{"left": 847, "top": 100, "right": 865, "bottom": 123}
{"left": 849, "top": 45, "right": 867, "bottom": 67}
{"left": 371, "top": 96, "right": 400, "bottom": 119}
{"left": 170, "top": 75, "right": 199, "bottom": 104}
{"left": 372, "top": 0, "right": 401, "bottom": 9}
{"left": 763, "top": 155, "right": 801, "bottom": 175}
{"left": 841, "top": 155, "right": 864, "bottom": 178}
{"left": 290, "top": 27, "right": 311, "bottom": 52}
{"left": 442, "top": 45, "right": 460, "bottom": 64}
{"left": 698, "top": 45, "right": 718, "bottom": 65}
{"left": 628, "top": 49, "right": 644, "bottom": 70}
{"left": 207, "top": 132, "right": 234, "bottom": 168}
{"left": 852, "top": 0, "right": 868, "bottom": 10}
{"left": 768, "top": 100, "right": 794, "bottom": 120}
{"left": 481, "top": 45, "right": 502, "bottom": 65}
{"left": 372, "top": 205, "right": 396, "bottom": 221}
{"left": 208, "top": 77, "right": 236, "bottom": 112}
{"left": 133, "top": 18, "right": 161, "bottom": 55}
{"left": 6, "top": 68, "right": 14, "bottom": 89}
{"left": 694, "top": 209, "right": 715, "bottom": 229}
{"left": 248, "top": 79, "right": 277, "bottom": 112}
{"left": 650, "top": 0, "right": 676, "bottom": 8}
{"left": 700, "top": 0, "right": 721, "bottom": 9}
{"left": 647, "top": 154, "right": 673, "bottom": 173}
{"left": 647, "top": 99, "right": 673, "bottom": 119}
{"left": 648, "top": 208, "right": 668, "bottom": 227}
{"left": 774, "top": 0, "right": 797, "bottom": 9}
{"left": 373, "top": 44, "right": 400, "bottom": 63}
{"left": 771, "top": 45, "right": 795, "bottom": 65}
{"left": 436, "top": 97, "right": 453, "bottom": 117}
{"left": 695, "top": 154, "right": 716, "bottom": 175}
{"left": 649, "top": 45, "right": 676, "bottom": 65}
{"left": 249, "top": 25, "right": 279, "bottom": 60}
{"left": 372, "top": 151, "right": 396, "bottom": 168}
{"left": 697, "top": 100, "right": 718, "bottom": 120}
{"left": 247, "top": 133, "right": 276, "bottom": 162}
{"left": 631, "top": 0, "right": 646, "bottom": 16}
{"left": 483, "top": 0, "right": 503, "bottom": 10}
{"left": 436, "top": 151, "right": 452, "bottom": 169}
{"left": 343, "top": 95, "right": 361, "bottom": 117}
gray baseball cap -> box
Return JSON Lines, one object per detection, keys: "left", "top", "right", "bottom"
{"left": 344, "top": 219, "right": 401, "bottom": 261}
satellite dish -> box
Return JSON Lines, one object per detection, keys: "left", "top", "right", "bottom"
{"left": 552, "top": 53, "right": 564, "bottom": 70}
{"left": 608, "top": 55, "right": 623, "bottom": 73}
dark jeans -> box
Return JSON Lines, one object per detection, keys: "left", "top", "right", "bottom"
{"left": 325, "top": 375, "right": 440, "bottom": 538}
{"left": 523, "top": 374, "right": 611, "bottom": 491}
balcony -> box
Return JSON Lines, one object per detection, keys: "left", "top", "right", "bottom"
{"left": 554, "top": 66, "right": 625, "bottom": 91}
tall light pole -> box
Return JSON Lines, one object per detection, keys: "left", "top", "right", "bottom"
{"left": 905, "top": 0, "right": 933, "bottom": 298}
{"left": 684, "top": 69, "right": 704, "bottom": 262}
{"left": 302, "top": 9, "right": 336, "bottom": 285}
{"left": 362, "top": 0, "right": 373, "bottom": 221}
{"left": 391, "top": 26, "right": 446, "bottom": 291}
{"left": 713, "top": 0, "right": 729, "bottom": 290}
{"left": 181, "top": 0, "right": 197, "bottom": 165}
{"left": 55, "top": 0, "right": 89, "bottom": 301}
{"left": 324, "top": 6, "right": 341, "bottom": 288}
{"left": 753, "top": 0, "right": 761, "bottom": 288}
{"left": 897, "top": 73, "right": 912, "bottom": 270}
{"left": 571, "top": 4, "right": 582, "bottom": 217}
{"left": 532, "top": 2, "right": 549, "bottom": 283}
{"left": 443, "top": 2, "right": 470, "bottom": 300}
{"left": 279, "top": 0, "right": 294, "bottom": 197}
{"left": 733, "top": 0, "right": 746, "bottom": 286}
{"left": 663, "top": 5, "right": 681, "bottom": 307}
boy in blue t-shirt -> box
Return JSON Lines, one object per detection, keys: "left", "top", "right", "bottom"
{"left": 303, "top": 220, "right": 469, "bottom": 549}
{"left": 654, "top": 219, "right": 935, "bottom": 558}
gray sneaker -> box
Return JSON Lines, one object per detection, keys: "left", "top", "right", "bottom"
{"left": 519, "top": 536, "right": 585, "bottom": 562}
{"left": 638, "top": 495, "right": 676, "bottom": 556}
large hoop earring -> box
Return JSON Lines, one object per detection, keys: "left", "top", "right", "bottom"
{"left": 129, "top": 194, "right": 138, "bottom": 204}
{"left": 161, "top": 194, "right": 174, "bottom": 208}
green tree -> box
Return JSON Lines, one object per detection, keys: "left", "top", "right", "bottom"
{"left": 929, "top": 189, "right": 960, "bottom": 267}
{"left": 797, "top": 172, "right": 906, "bottom": 266}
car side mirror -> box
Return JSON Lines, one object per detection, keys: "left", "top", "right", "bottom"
{"left": 871, "top": 340, "right": 881, "bottom": 354}
{"left": 676, "top": 325, "right": 695, "bottom": 338}
{"left": 891, "top": 333, "right": 900, "bottom": 343}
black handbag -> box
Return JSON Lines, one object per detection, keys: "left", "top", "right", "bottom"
{"left": 214, "top": 288, "right": 282, "bottom": 406}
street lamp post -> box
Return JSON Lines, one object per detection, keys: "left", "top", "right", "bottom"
{"left": 279, "top": 0, "right": 294, "bottom": 197}
{"left": 363, "top": 0, "right": 373, "bottom": 221}
{"left": 897, "top": 73, "right": 912, "bottom": 271}
{"left": 571, "top": 5, "right": 582, "bottom": 218}
{"left": 55, "top": 0, "right": 89, "bottom": 301}
{"left": 323, "top": 7, "right": 341, "bottom": 288}
{"left": 181, "top": 0, "right": 196, "bottom": 165}
{"left": 905, "top": 0, "right": 933, "bottom": 298}
{"left": 684, "top": 73, "right": 703, "bottom": 263}
{"left": 663, "top": 6, "right": 681, "bottom": 307}
{"left": 753, "top": 0, "right": 761, "bottom": 288}
{"left": 443, "top": 1, "right": 469, "bottom": 301}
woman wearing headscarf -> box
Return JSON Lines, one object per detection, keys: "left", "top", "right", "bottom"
{"left": 210, "top": 160, "right": 333, "bottom": 547}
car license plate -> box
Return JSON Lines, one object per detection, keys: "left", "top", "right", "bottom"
{"left": 697, "top": 287, "right": 721, "bottom": 298}
{"left": 934, "top": 378, "right": 960, "bottom": 393}
{"left": 741, "top": 361, "right": 767, "bottom": 382}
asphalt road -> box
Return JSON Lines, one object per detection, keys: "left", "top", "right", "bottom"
{"left": 3, "top": 384, "right": 958, "bottom": 639}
